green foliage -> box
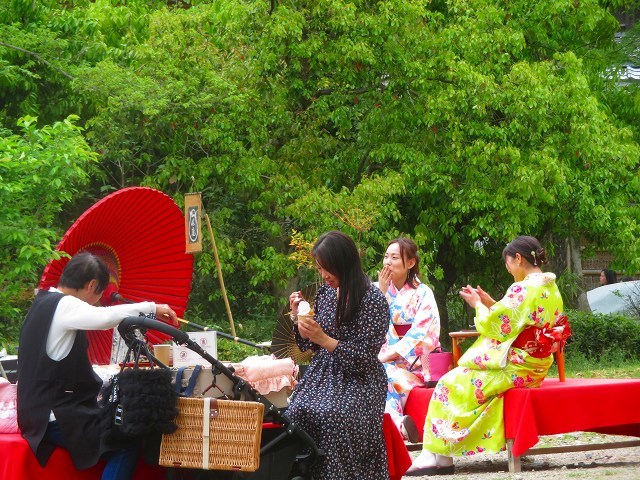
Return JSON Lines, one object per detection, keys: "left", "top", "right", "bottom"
{"left": 565, "top": 309, "right": 640, "bottom": 361}
{"left": 1, "top": 0, "right": 639, "bottom": 352}
{"left": 556, "top": 269, "right": 587, "bottom": 310}
{"left": 0, "top": 0, "right": 164, "bottom": 127}
{"left": 444, "top": 309, "right": 640, "bottom": 378}
{"left": 0, "top": 115, "right": 97, "bottom": 346}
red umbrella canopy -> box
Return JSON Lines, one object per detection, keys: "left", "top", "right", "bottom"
{"left": 39, "top": 187, "right": 194, "bottom": 364}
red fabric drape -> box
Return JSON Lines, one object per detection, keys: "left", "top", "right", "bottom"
{"left": 404, "top": 386, "right": 434, "bottom": 442}
{"left": 504, "top": 378, "right": 640, "bottom": 456}
{"left": 404, "top": 378, "right": 640, "bottom": 457}
{"left": 383, "top": 413, "right": 412, "bottom": 480}
{"left": 2, "top": 417, "right": 413, "bottom": 479}
{"left": 0, "top": 433, "right": 163, "bottom": 479}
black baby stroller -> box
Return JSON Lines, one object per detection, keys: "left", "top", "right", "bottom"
{"left": 116, "top": 316, "right": 323, "bottom": 480}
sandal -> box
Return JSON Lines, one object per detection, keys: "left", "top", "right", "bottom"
{"left": 400, "top": 415, "right": 421, "bottom": 443}
{"left": 404, "top": 464, "right": 455, "bottom": 476}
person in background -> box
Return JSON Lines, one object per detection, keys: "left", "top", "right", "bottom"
{"left": 288, "top": 231, "right": 390, "bottom": 479}
{"left": 17, "top": 252, "right": 178, "bottom": 480}
{"left": 600, "top": 269, "right": 618, "bottom": 286}
{"left": 406, "top": 236, "right": 567, "bottom": 476}
{"left": 376, "top": 238, "right": 442, "bottom": 443}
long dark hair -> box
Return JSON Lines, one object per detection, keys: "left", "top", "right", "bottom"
{"left": 312, "top": 231, "right": 370, "bottom": 326}
{"left": 601, "top": 269, "right": 617, "bottom": 285}
{"left": 388, "top": 237, "right": 420, "bottom": 288}
{"left": 59, "top": 252, "right": 110, "bottom": 293}
{"left": 502, "top": 236, "right": 548, "bottom": 266}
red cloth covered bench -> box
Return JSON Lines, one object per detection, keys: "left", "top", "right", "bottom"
{"left": 0, "top": 432, "right": 164, "bottom": 479}
{"left": 403, "top": 377, "right": 640, "bottom": 473}
{"left": 1, "top": 416, "right": 411, "bottom": 480}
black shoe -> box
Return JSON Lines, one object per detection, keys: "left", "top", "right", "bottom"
{"left": 401, "top": 415, "right": 421, "bottom": 443}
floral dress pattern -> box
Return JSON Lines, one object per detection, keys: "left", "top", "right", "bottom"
{"left": 376, "top": 282, "right": 442, "bottom": 430}
{"left": 286, "top": 283, "right": 390, "bottom": 480}
{"left": 422, "top": 272, "right": 564, "bottom": 456}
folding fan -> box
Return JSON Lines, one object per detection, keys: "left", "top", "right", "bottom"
{"left": 270, "top": 282, "right": 321, "bottom": 365}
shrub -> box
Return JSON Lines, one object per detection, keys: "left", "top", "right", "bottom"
{"left": 443, "top": 308, "right": 640, "bottom": 364}
{"left": 565, "top": 310, "right": 640, "bottom": 361}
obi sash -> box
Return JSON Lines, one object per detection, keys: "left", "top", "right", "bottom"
{"left": 512, "top": 315, "right": 571, "bottom": 358}
{"left": 394, "top": 324, "right": 411, "bottom": 338}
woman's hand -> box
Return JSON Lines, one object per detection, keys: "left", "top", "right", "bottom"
{"left": 289, "top": 291, "right": 304, "bottom": 316}
{"left": 298, "top": 315, "right": 338, "bottom": 352}
{"left": 475, "top": 285, "right": 496, "bottom": 308}
{"left": 459, "top": 285, "right": 481, "bottom": 308}
{"left": 297, "top": 315, "right": 322, "bottom": 342}
{"left": 377, "top": 265, "right": 392, "bottom": 295}
{"left": 378, "top": 350, "right": 400, "bottom": 363}
{"left": 155, "top": 304, "right": 178, "bottom": 327}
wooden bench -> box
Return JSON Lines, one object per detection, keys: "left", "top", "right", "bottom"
{"left": 403, "top": 331, "right": 638, "bottom": 472}
{"left": 1, "top": 418, "right": 412, "bottom": 480}
{"left": 403, "top": 379, "right": 640, "bottom": 473}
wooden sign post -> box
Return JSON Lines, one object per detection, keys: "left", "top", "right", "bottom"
{"left": 184, "top": 193, "right": 202, "bottom": 254}
{"left": 204, "top": 212, "right": 236, "bottom": 337}
{"left": 185, "top": 193, "right": 236, "bottom": 338}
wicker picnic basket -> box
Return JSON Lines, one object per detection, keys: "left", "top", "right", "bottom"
{"left": 159, "top": 397, "right": 264, "bottom": 471}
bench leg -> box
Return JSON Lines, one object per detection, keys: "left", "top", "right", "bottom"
{"left": 452, "top": 339, "right": 462, "bottom": 367}
{"left": 507, "top": 439, "right": 521, "bottom": 473}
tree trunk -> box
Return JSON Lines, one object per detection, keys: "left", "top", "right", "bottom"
{"left": 567, "top": 236, "right": 591, "bottom": 312}
{"left": 432, "top": 239, "right": 459, "bottom": 347}
{"left": 545, "top": 234, "right": 590, "bottom": 311}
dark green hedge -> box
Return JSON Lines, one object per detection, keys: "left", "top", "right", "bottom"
{"left": 565, "top": 310, "right": 640, "bottom": 361}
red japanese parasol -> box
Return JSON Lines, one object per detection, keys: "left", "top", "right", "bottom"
{"left": 39, "top": 187, "right": 194, "bottom": 364}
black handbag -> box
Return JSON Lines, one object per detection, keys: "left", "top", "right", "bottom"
{"left": 99, "top": 338, "right": 179, "bottom": 439}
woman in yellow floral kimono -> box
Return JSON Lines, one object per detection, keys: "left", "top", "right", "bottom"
{"left": 406, "top": 236, "right": 567, "bottom": 476}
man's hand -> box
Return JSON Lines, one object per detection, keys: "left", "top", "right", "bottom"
{"left": 155, "top": 304, "right": 178, "bottom": 327}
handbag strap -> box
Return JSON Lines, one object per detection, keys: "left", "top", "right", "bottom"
{"left": 175, "top": 367, "right": 187, "bottom": 393}
{"left": 120, "top": 344, "right": 135, "bottom": 372}
{"left": 409, "top": 346, "right": 446, "bottom": 372}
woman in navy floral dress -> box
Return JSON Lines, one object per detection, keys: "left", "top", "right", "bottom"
{"left": 287, "top": 231, "right": 390, "bottom": 480}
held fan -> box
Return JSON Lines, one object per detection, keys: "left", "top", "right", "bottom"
{"left": 270, "top": 282, "right": 321, "bottom": 366}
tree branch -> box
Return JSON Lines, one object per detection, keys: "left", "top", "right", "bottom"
{"left": 313, "top": 85, "right": 378, "bottom": 98}
{"left": 0, "top": 41, "right": 75, "bottom": 80}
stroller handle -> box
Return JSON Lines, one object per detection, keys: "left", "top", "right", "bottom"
{"left": 117, "top": 316, "right": 324, "bottom": 476}
{"left": 118, "top": 316, "right": 190, "bottom": 344}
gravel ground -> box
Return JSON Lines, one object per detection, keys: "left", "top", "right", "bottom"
{"left": 403, "top": 433, "right": 640, "bottom": 479}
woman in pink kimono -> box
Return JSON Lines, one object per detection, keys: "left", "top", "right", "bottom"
{"left": 405, "top": 236, "right": 568, "bottom": 476}
{"left": 376, "top": 238, "right": 442, "bottom": 443}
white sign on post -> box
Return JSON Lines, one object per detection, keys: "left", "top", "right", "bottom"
{"left": 172, "top": 331, "right": 217, "bottom": 367}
